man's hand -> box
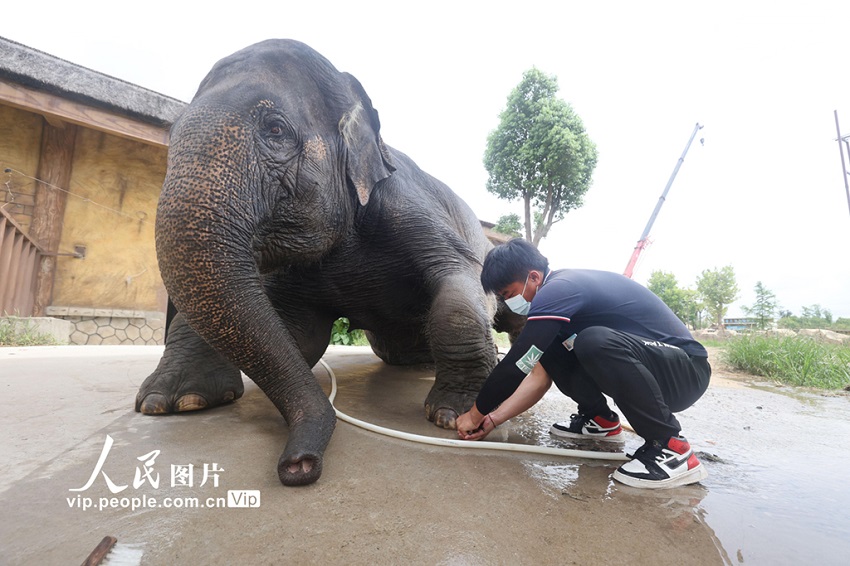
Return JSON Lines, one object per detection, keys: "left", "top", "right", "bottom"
{"left": 458, "top": 414, "right": 497, "bottom": 441}
{"left": 455, "top": 404, "right": 485, "bottom": 438}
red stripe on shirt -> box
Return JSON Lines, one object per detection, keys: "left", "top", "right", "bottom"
{"left": 527, "top": 315, "right": 571, "bottom": 323}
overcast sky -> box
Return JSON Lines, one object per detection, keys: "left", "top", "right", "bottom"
{"left": 5, "top": 1, "right": 849, "bottom": 318}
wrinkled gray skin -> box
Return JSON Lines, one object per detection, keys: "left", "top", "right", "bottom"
{"left": 135, "top": 39, "right": 522, "bottom": 486}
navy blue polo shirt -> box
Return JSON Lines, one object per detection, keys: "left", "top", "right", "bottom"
{"left": 475, "top": 269, "right": 707, "bottom": 413}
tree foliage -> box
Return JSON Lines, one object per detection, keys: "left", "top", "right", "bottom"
{"left": 330, "top": 318, "right": 368, "bottom": 346}
{"left": 493, "top": 213, "right": 523, "bottom": 239}
{"left": 802, "top": 304, "right": 833, "bottom": 323}
{"left": 484, "top": 68, "right": 598, "bottom": 246}
{"left": 741, "top": 281, "right": 778, "bottom": 330}
{"left": 696, "top": 266, "right": 739, "bottom": 328}
{"left": 778, "top": 304, "right": 838, "bottom": 330}
{"left": 647, "top": 268, "right": 846, "bottom": 334}
{"left": 647, "top": 270, "right": 703, "bottom": 328}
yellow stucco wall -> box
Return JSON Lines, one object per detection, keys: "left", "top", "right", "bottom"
{"left": 0, "top": 105, "right": 43, "bottom": 232}
{"left": 53, "top": 128, "right": 167, "bottom": 311}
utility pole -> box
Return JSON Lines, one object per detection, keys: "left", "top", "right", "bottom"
{"left": 834, "top": 110, "right": 850, "bottom": 218}
{"left": 624, "top": 122, "right": 704, "bottom": 279}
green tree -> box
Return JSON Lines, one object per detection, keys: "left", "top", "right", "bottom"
{"left": 493, "top": 213, "right": 523, "bottom": 238}
{"left": 696, "top": 266, "right": 739, "bottom": 328}
{"left": 801, "top": 304, "right": 832, "bottom": 324}
{"left": 680, "top": 288, "right": 705, "bottom": 329}
{"left": 648, "top": 271, "right": 686, "bottom": 319}
{"left": 484, "top": 68, "right": 598, "bottom": 246}
{"left": 780, "top": 304, "right": 835, "bottom": 330}
{"left": 742, "top": 281, "right": 777, "bottom": 330}
{"left": 647, "top": 270, "right": 703, "bottom": 328}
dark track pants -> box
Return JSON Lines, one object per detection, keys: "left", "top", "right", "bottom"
{"left": 539, "top": 326, "right": 711, "bottom": 442}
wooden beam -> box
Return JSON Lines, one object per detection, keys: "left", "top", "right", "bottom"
{"left": 29, "top": 121, "right": 77, "bottom": 316}
{"left": 0, "top": 79, "right": 171, "bottom": 147}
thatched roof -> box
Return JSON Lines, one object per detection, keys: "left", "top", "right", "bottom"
{"left": 0, "top": 36, "right": 186, "bottom": 128}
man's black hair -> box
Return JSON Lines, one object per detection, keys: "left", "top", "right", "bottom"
{"left": 481, "top": 238, "right": 550, "bottom": 293}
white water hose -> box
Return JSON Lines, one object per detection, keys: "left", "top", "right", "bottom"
{"left": 320, "top": 359, "right": 629, "bottom": 462}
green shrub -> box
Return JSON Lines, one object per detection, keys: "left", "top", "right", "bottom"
{"left": 492, "top": 330, "right": 512, "bottom": 350}
{"left": 330, "top": 318, "right": 369, "bottom": 346}
{"left": 724, "top": 334, "right": 850, "bottom": 389}
{"left": 0, "top": 317, "right": 57, "bottom": 346}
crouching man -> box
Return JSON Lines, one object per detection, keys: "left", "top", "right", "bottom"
{"left": 456, "top": 239, "right": 711, "bottom": 489}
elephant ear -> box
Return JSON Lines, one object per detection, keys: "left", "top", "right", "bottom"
{"left": 339, "top": 73, "right": 395, "bottom": 206}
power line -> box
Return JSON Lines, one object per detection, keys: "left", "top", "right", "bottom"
{"left": 3, "top": 167, "right": 153, "bottom": 226}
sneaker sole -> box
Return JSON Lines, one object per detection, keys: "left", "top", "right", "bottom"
{"left": 612, "top": 463, "right": 709, "bottom": 489}
{"left": 549, "top": 425, "right": 624, "bottom": 442}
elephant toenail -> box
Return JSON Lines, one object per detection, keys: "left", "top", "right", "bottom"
{"left": 434, "top": 408, "right": 458, "bottom": 430}
{"left": 176, "top": 394, "right": 208, "bottom": 411}
{"left": 140, "top": 393, "right": 169, "bottom": 414}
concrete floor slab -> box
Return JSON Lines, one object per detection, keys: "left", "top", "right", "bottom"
{"left": 1, "top": 345, "right": 848, "bottom": 564}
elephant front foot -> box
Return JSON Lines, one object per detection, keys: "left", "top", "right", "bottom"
{"left": 424, "top": 385, "right": 477, "bottom": 430}
{"left": 135, "top": 347, "right": 244, "bottom": 415}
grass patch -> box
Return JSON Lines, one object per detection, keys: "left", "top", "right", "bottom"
{"left": 0, "top": 317, "right": 58, "bottom": 347}
{"left": 698, "top": 338, "right": 728, "bottom": 348}
{"left": 723, "top": 334, "right": 850, "bottom": 389}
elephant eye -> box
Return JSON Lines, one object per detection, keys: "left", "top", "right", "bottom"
{"left": 263, "top": 117, "right": 291, "bottom": 139}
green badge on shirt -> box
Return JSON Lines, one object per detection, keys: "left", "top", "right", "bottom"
{"left": 515, "top": 345, "right": 544, "bottom": 374}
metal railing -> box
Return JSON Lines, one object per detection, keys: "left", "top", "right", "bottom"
{"left": 0, "top": 206, "right": 42, "bottom": 316}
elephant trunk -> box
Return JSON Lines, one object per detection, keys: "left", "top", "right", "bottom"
{"left": 156, "top": 110, "right": 335, "bottom": 485}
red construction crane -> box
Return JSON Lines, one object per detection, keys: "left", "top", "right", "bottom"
{"left": 624, "top": 122, "right": 704, "bottom": 279}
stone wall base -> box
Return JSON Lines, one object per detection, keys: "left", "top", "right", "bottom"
{"left": 45, "top": 307, "right": 165, "bottom": 345}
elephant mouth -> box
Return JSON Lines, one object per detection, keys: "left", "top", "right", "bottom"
{"left": 252, "top": 237, "right": 313, "bottom": 273}
{"left": 253, "top": 244, "right": 279, "bottom": 274}
{"left": 251, "top": 217, "right": 343, "bottom": 272}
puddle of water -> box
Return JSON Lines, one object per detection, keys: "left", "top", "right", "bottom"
{"left": 520, "top": 383, "right": 850, "bottom": 564}
{"left": 685, "top": 385, "right": 850, "bottom": 564}
{"left": 506, "top": 389, "right": 644, "bottom": 455}
{"left": 525, "top": 462, "right": 580, "bottom": 493}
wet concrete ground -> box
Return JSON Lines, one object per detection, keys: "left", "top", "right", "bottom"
{"left": 1, "top": 345, "right": 848, "bottom": 564}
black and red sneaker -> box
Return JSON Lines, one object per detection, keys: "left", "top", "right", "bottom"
{"left": 612, "top": 436, "right": 708, "bottom": 489}
{"left": 549, "top": 412, "right": 623, "bottom": 441}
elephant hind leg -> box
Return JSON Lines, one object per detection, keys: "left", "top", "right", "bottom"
{"left": 136, "top": 314, "right": 243, "bottom": 414}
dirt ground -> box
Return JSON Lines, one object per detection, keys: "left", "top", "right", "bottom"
{"left": 1, "top": 345, "right": 848, "bottom": 565}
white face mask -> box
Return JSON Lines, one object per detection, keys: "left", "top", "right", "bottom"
{"left": 505, "top": 274, "right": 531, "bottom": 316}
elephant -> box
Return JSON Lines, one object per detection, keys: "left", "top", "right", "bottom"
{"left": 135, "top": 39, "right": 522, "bottom": 486}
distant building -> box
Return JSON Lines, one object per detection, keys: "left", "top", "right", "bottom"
{"left": 723, "top": 317, "right": 759, "bottom": 331}
{"left": 479, "top": 221, "right": 513, "bottom": 245}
